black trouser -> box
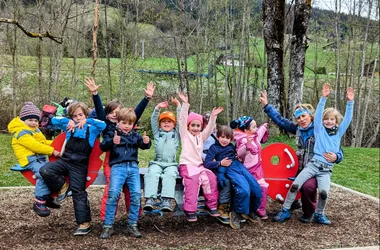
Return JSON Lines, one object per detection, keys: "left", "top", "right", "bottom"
{"left": 40, "top": 157, "right": 91, "bottom": 224}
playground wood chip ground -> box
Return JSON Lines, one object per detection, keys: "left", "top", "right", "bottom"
{"left": 0, "top": 186, "right": 378, "bottom": 250}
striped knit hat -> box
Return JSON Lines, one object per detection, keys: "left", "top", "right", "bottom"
{"left": 20, "top": 102, "right": 41, "bottom": 121}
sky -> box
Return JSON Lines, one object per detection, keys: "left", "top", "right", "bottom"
{"left": 312, "top": 0, "right": 378, "bottom": 19}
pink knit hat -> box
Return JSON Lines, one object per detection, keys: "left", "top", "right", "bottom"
{"left": 187, "top": 112, "right": 203, "bottom": 126}
{"left": 20, "top": 102, "right": 41, "bottom": 121}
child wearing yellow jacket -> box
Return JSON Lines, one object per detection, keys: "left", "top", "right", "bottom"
{"left": 8, "top": 102, "right": 60, "bottom": 217}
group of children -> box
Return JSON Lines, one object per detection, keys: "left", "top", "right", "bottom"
{"left": 8, "top": 80, "right": 354, "bottom": 238}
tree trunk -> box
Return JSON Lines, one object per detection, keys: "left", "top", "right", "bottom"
{"left": 103, "top": 0, "right": 112, "bottom": 100}
{"left": 262, "top": 0, "right": 286, "bottom": 114}
{"left": 334, "top": 0, "right": 342, "bottom": 110}
{"left": 91, "top": 0, "right": 99, "bottom": 78}
{"left": 358, "top": 47, "right": 378, "bottom": 145}
{"left": 351, "top": 0, "right": 372, "bottom": 147}
{"left": 287, "top": 0, "right": 311, "bottom": 118}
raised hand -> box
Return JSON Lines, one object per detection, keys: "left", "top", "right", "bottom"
{"left": 322, "top": 83, "right": 331, "bottom": 98}
{"left": 171, "top": 97, "right": 180, "bottom": 107}
{"left": 84, "top": 77, "right": 101, "bottom": 94}
{"left": 113, "top": 131, "right": 121, "bottom": 144}
{"left": 211, "top": 106, "right": 224, "bottom": 117}
{"left": 76, "top": 119, "right": 86, "bottom": 130}
{"left": 66, "top": 120, "right": 76, "bottom": 133}
{"left": 144, "top": 82, "right": 155, "bottom": 98}
{"left": 346, "top": 87, "right": 354, "bottom": 101}
{"left": 142, "top": 131, "right": 150, "bottom": 144}
{"left": 259, "top": 91, "right": 268, "bottom": 107}
{"left": 178, "top": 92, "right": 188, "bottom": 103}
{"left": 156, "top": 101, "right": 169, "bottom": 109}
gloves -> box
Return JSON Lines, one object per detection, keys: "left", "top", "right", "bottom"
{"left": 217, "top": 167, "right": 228, "bottom": 189}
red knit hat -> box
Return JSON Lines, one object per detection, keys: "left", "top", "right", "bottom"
{"left": 20, "top": 102, "right": 41, "bottom": 121}
{"left": 159, "top": 111, "right": 176, "bottom": 124}
{"left": 187, "top": 112, "right": 203, "bottom": 126}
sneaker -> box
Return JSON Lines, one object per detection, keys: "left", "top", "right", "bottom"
{"left": 33, "top": 199, "right": 51, "bottom": 217}
{"left": 100, "top": 226, "right": 114, "bottom": 239}
{"left": 127, "top": 223, "right": 142, "bottom": 238}
{"left": 161, "top": 198, "right": 173, "bottom": 212}
{"left": 73, "top": 222, "right": 92, "bottom": 236}
{"left": 256, "top": 210, "right": 268, "bottom": 220}
{"left": 184, "top": 211, "right": 197, "bottom": 222}
{"left": 313, "top": 212, "right": 331, "bottom": 225}
{"left": 258, "top": 213, "right": 269, "bottom": 220}
{"left": 56, "top": 182, "right": 70, "bottom": 203}
{"left": 205, "top": 207, "right": 220, "bottom": 217}
{"left": 241, "top": 212, "right": 261, "bottom": 223}
{"left": 273, "top": 208, "right": 291, "bottom": 223}
{"left": 229, "top": 211, "right": 241, "bottom": 230}
{"left": 46, "top": 197, "right": 61, "bottom": 209}
{"left": 290, "top": 200, "right": 302, "bottom": 210}
{"left": 299, "top": 214, "right": 313, "bottom": 223}
{"left": 143, "top": 198, "right": 154, "bottom": 211}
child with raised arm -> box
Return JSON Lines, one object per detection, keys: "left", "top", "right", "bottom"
{"left": 40, "top": 102, "right": 106, "bottom": 235}
{"left": 84, "top": 77, "right": 154, "bottom": 220}
{"left": 274, "top": 83, "right": 354, "bottom": 225}
{"left": 231, "top": 116, "right": 269, "bottom": 220}
{"left": 99, "top": 108, "right": 151, "bottom": 239}
{"left": 178, "top": 92, "right": 223, "bottom": 222}
{"left": 8, "top": 102, "right": 60, "bottom": 217}
{"left": 143, "top": 98, "right": 181, "bottom": 212}
{"left": 204, "top": 125, "right": 262, "bottom": 229}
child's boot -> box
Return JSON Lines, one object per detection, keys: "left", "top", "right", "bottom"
{"left": 33, "top": 198, "right": 51, "bottom": 217}
{"left": 73, "top": 222, "right": 92, "bottom": 236}
{"left": 46, "top": 196, "right": 61, "bottom": 209}
{"left": 241, "top": 212, "right": 261, "bottom": 223}
{"left": 184, "top": 211, "right": 197, "bottom": 222}
{"left": 217, "top": 203, "right": 230, "bottom": 225}
{"left": 100, "top": 225, "right": 114, "bottom": 239}
{"left": 229, "top": 211, "right": 241, "bottom": 230}
{"left": 257, "top": 186, "right": 268, "bottom": 220}
{"left": 127, "top": 223, "right": 142, "bottom": 238}
{"left": 273, "top": 207, "right": 291, "bottom": 222}
{"left": 313, "top": 212, "right": 331, "bottom": 225}
{"left": 143, "top": 198, "right": 154, "bottom": 211}
{"left": 161, "top": 198, "right": 173, "bottom": 212}
{"left": 56, "top": 182, "right": 70, "bottom": 203}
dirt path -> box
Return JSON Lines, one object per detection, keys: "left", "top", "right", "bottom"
{"left": 0, "top": 186, "right": 378, "bottom": 250}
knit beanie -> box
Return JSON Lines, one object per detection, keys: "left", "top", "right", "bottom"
{"left": 230, "top": 116, "right": 254, "bottom": 131}
{"left": 159, "top": 111, "right": 176, "bottom": 124}
{"left": 20, "top": 102, "right": 41, "bottom": 121}
{"left": 187, "top": 112, "right": 203, "bottom": 126}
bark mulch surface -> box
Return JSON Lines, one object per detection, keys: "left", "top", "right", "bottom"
{"left": 0, "top": 186, "right": 378, "bottom": 250}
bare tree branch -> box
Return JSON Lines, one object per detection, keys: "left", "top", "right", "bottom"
{"left": 0, "top": 18, "right": 63, "bottom": 44}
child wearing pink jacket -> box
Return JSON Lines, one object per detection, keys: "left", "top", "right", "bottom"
{"left": 178, "top": 92, "right": 224, "bottom": 222}
{"left": 231, "top": 116, "right": 269, "bottom": 220}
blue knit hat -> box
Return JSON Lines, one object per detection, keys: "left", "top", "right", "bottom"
{"left": 230, "top": 116, "right": 254, "bottom": 131}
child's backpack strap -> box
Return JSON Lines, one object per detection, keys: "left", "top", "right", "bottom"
{"left": 15, "top": 130, "right": 34, "bottom": 140}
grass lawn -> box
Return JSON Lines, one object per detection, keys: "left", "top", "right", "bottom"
{"left": 1, "top": 133, "right": 379, "bottom": 198}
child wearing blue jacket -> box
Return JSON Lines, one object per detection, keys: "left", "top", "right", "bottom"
{"left": 143, "top": 98, "right": 181, "bottom": 212}
{"left": 204, "top": 125, "right": 262, "bottom": 229}
{"left": 40, "top": 102, "right": 106, "bottom": 235}
{"left": 99, "top": 108, "right": 151, "bottom": 239}
{"left": 274, "top": 83, "right": 354, "bottom": 225}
